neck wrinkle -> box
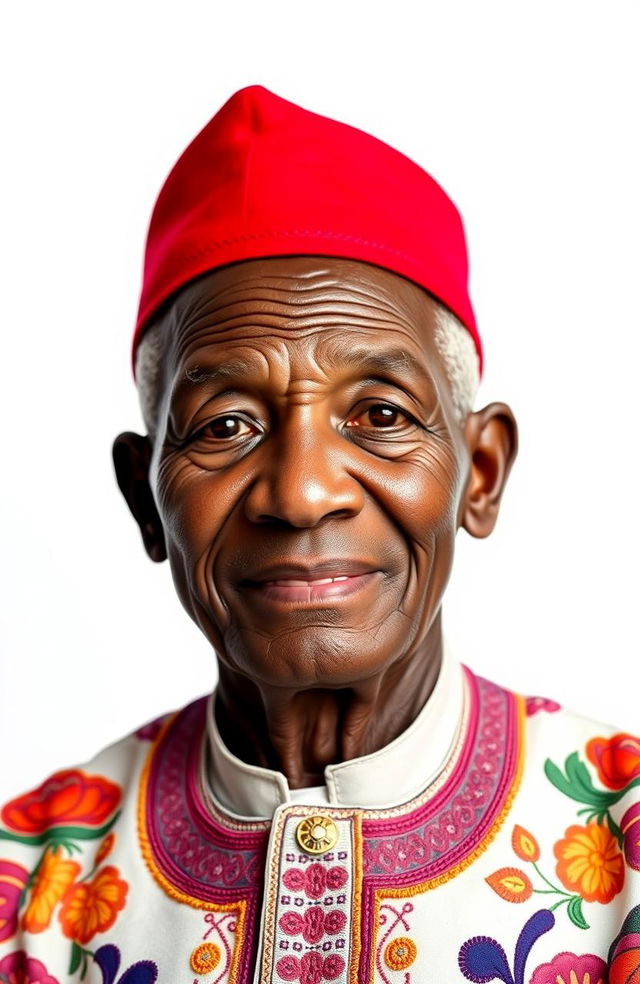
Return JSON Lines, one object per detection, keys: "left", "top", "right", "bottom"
{"left": 206, "top": 639, "right": 465, "bottom": 819}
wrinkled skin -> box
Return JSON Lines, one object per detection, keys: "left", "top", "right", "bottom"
{"left": 113, "top": 257, "right": 517, "bottom": 786}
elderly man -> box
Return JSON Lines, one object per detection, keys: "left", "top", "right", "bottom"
{"left": 1, "top": 86, "right": 638, "bottom": 984}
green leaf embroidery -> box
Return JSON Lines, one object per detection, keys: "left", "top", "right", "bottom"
{"left": 69, "top": 942, "right": 83, "bottom": 976}
{"left": 0, "top": 812, "right": 120, "bottom": 847}
{"left": 567, "top": 895, "right": 590, "bottom": 930}
{"left": 544, "top": 755, "right": 614, "bottom": 808}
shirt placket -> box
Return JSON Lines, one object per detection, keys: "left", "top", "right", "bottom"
{"left": 255, "top": 805, "right": 362, "bottom": 984}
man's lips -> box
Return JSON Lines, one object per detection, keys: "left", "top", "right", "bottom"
{"left": 240, "top": 559, "right": 379, "bottom": 585}
{"left": 239, "top": 561, "right": 381, "bottom": 604}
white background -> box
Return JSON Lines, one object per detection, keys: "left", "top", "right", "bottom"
{"left": 1, "top": 1, "right": 638, "bottom": 802}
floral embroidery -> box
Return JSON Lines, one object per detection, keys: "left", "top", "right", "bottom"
{"left": 59, "top": 865, "right": 128, "bottom": 944}
{"left": 545, "top": 734, "right": 640, "bottom": 846}
{"left": 525, "top": 697, "right": 560, "bottom": 717}
{"left": 92, "top": 943, "right": 158, "bottom": 984}
{"left": 0, "top": 771, "right": 121, "bottom": 840}
{"left": 197, "top": 912, "right": 238, "bottom": 984}
{"left": 458, "top": 909, "right": 554, "bottom": 984}
{"left": 0, "top": 859, "right": 29, "bottom": 943}
{"left": 375, "top": 903, "right": 416, "bottom": 983}
{"left": 486, "top": 825, "right": 598, "bottom": 929}
{"left": 279, "top": 907, "right": 346, "bottom": 944}
{"left": 275, "top": 952, "right": 345, "bottom": 982}
{"left": 553, "top": 822, "right": 624, "bottom": 904}
{"left": 485, "top": 868, "right": 533, "bottom": 903}
{"left": 190, "top": 942, "right": 221, "bottom": 974}
{"left": 0, "top": 949, "right": 60, "bottom": 984}
{"left": 384, "top": 936, "right": 417, "bottom": 971}
{"left": 511, "top": 825, "right": 539, "bottom": 862}
{"left": 282, "top": 863, "right": 347, "bottom": 899}
{"left": 608, "top": 903, "right": 640, "bottom": 983}
{"left": 274, "top": 846, "right": 350, "bottom": 984}
{"left": 528, "top": 950, "right": 607, "bottom": 984}
{"left": 0, "top": 770, "right": 128, "bottom": 978}
{"left": 0, "top": 771, "right": 125, "bottom": 966}
{"left": 621, "top": 800, "right": 640, "bottom": 871}
{"left": 21, "top": 846, "right": 80, "bottom": 934}
{"left": 586, "top": 732, "right": 640, "bottom": 790}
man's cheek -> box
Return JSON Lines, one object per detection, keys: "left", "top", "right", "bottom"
{"left": 380, "top": 460, "right": 459, "bottom": 548}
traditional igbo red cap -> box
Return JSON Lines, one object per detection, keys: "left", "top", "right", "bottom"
{"left": 133, "top": 85, "right": 481, "bottom": 375}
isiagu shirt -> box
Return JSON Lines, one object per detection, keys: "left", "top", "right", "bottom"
{"left": 1, "top": 647, "right": 639, "bottom": 982}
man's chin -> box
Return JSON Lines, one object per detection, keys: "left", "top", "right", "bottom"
{"left": 219, "top": 621, "right": 403, "bottom": 691}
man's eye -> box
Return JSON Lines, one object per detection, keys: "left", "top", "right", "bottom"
{"left": 192, "top": 414, "right": 256, "bottom": 442}
{"left": 345, "top": 403, "right": 415, "bottom": 430}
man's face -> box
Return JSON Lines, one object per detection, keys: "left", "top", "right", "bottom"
{"left": 128, "top": 257, "right": 490, "bottom": 689}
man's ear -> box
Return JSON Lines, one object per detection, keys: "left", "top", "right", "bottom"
{"left": 460, "top": 402, "right": 518, "bottom": 538}
{"left": 112, "top": 432, "right": 167, "bottom": 562}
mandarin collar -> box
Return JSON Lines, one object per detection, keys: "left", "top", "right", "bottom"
{"left": 205, "top": 642, "right": 465, "bottom": 820}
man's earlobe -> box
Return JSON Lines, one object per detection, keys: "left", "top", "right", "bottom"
{"left": 112, "top": 432, "right": 167, "bottom": 562}
{"left": 460, "top": 402, "right": 518, "bottom": 539}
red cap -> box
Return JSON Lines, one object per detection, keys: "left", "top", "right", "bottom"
{"left": 133, "top": 85, "right": 481, "bottom": 375}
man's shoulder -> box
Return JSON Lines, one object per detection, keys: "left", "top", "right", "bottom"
{"left": 0, "top": 701, "right": 197, "bottom": 844}
{"left": 490, "top": 675, "right": 640, "bottom": 819}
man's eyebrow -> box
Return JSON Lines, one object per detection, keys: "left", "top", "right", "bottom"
{"left": 323, "top": 345, "right": 429, "bottom": 379}
{"left": 178, "top": 346, "right": 429, "bottom": 389}
{"left": 183, "top": 358, "right": 257, "bottom": 385}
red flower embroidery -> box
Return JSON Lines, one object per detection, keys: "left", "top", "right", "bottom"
{"left": 276, "top": 955, "right": 302, "bottom": 981}
{"left": 305, "top": 864, "right": 326, "bottom": 900}
{"left": 325, "top": 867, "right": 348, "bottom": 890}
{"left": 279, "top": 911, "right": 304, "bottom": 935}
{"left": 275, "top": 951, "right": 346, "bottom": 981}
{"left": 304, "top": 906, "right": 324, "bottom": 944}
{"left": 324, "top": 910, "right": 347, "bottom": 934}
{"left": 586, "top": 733, "right": 640, "bottom": 790}
{"left": 282, "top": 864, "right": 347, "bottom": 899}
{"left": 322, "top": 955, "right": 345, "bottom": 980}
{"left": 279, "top": 907, "right": 346, "bottom": 943}
{"left": 282, "top": 868, "right": 306, "bottom": 892}
{"left": 1, "top": 771, "right": 121, "bottom": 833}
{"left": 300, "top": 953, "right": 323, "bottom": 984}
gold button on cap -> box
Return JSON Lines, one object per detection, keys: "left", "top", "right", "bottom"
{"left": 295, "top": 815, "right": 338, "bottom": 855}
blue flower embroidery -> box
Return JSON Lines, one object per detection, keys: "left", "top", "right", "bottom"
{"left": 458, "top": 909, "right": 554, "bottom": 984}
{"left": 93, "top": 944, "right": 158, "bottom": 984}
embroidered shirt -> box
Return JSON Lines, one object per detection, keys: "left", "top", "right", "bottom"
{"left": 1, "top": 654, "right": 639, "bottom": 984}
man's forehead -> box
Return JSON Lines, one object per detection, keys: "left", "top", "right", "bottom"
{"left": 163, "top": 256, "right": 445, "bottom": 369}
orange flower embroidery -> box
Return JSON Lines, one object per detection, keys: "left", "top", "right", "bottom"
{"left": 384, "top": 936, "right": 417, "bottom": 971}
{"left": 512, "top": 825, "right": 540, "bottom": 862}
{"left": 586, "top": 733, "right": 640, "bottom": 790}
{"left": 190, "top": 943, "right": 221, "bottom": 974}
{"left": 554, "top": 823, "right": 625, "bottom": 903}
{"left": 1, "top": 770, "right": 121, "bottom": 833}
{"left": 21, "top": 847, "right": 80, "bottom": 934}
{"left": 59, "top": 866, "right": 128, "bottom": 944}
{"left": 486, "top": 867, "right": 534, "bottom": 903}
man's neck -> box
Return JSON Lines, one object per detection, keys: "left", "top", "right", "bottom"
{"left": 214, "top": 617, "right": 443, "bottom": 789}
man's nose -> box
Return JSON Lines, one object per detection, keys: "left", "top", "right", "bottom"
{"left": 243, "top": 414, "right": 366, "bottom": 528}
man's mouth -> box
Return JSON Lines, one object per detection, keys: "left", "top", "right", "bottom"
{"left": 240, "top": 562, "right": 381, "bottom": 605}
{"left": 267, "top": 574, "right": 351, "bottom": 586}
